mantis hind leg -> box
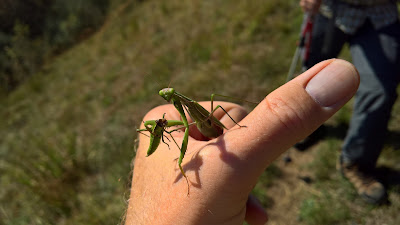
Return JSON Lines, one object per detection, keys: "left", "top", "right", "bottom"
{"left": 209, "top": 94, "right": 245, "bottom": 128}
{"left": 212, "top": 105, "right": 245, "bottom": 127}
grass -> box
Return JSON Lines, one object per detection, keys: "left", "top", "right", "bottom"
{"left": 299, "top": 193, "right": 351, "bottom": 225}
{"left": 1, "top": 0, "right": 400, "bottom": 224}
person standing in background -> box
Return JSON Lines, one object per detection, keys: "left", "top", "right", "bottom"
{"left": 299, "top": 0, "right": 400, "bottom": 204}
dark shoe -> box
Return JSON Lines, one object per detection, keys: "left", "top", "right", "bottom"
{"left": 338, "top": 156, "right": 388, "bottom": 205}
{"left": 294, "top": 125, "right": 325, "bottom": 151}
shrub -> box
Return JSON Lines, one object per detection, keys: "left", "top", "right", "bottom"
{"left": 0, "top": 0, "right": 111, "bottom": 94}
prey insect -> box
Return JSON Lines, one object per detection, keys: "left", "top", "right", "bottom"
{"left": 159, "top": 88, "right": 246, "bottom": 189}
{"left": 136, "top": 113, "right": 184, "bottom": 157}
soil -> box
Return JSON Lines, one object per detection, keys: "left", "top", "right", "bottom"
{"left": 265, "top": 146, "right": 319, "bottom": 225}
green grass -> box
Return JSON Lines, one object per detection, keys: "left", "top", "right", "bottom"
{"left": 299, "top": 193, "right": 351, "bottom": 225}
{"left": 1, "top": 0, "right": 400, "bottom": 224}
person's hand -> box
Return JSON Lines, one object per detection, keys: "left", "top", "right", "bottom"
{"left": 125, "top": 59, "right": 359, "bottom": 225}
{"left": 300, "top": 0, "right": 322, "bottom": 14}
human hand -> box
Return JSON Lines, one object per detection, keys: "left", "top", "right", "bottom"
{"left": 125, "top": 59, "right": 359, "bottom": 225}
{"left": 300, "top": 0, "right": 322, "bottom": 14}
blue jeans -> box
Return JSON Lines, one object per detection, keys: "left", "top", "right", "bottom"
{"left": 305, "top": 14, "right": 400, "bottom": 168}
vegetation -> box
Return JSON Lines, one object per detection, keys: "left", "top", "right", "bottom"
{"left": 1, "top": 0, "right": 399, "bottom": 224}
{"left": 0, "top": 0, "right": 111, "bottom": 94}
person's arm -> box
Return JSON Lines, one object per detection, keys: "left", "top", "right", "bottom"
{"left": 300, "top": 0, "right": 322, "bottom": 14}
{"left": 125, "top": 59, "right": 359, "bottom": 225}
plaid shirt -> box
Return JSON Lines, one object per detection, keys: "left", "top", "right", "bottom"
{"left": 320, "top": 0, "right": 399, "bottom": 34}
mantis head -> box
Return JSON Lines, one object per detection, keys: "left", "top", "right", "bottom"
{"left": 159, "top": 88, "right": 175, "bottom": 102}
{"left": 156, "top": 117, "right": 168, "bottom": 128}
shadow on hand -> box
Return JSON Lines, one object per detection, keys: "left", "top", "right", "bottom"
{"left": 173, "top": 131, "right": 243, "bottom": 191}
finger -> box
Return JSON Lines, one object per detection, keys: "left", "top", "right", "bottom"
{"left": 224, "top": 59, "right": 360, "bottom": 185}
{"left": 187, "top": 101, "right": 247, "bottom": 140}
{"left": 245, "top": 195, "right": 268, "bottom": 225}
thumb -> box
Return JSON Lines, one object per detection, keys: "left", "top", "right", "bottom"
{"left": 225, "top": 59, "right": 359, "bottom": 184}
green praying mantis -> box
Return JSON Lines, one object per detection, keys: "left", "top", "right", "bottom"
{"left": 158, "top": 87, "right": 246, "bottom": 173}
{"left": 137, "top": 87, "right": 250, "bottom": 194}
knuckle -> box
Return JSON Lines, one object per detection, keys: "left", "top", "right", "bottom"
{"left": 263, "top": 96, "right": 306, "bottom": 131}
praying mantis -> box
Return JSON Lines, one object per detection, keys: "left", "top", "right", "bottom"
{"left": 138, "top": 87, "right": 251, "bottom": 194}
{"left": 159, "top": 88, "right": 246, "bottom": 186}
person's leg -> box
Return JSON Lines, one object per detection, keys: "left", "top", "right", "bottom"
{"left": 340, "top": 20, "right": 400, "bottom": 204}
{"left": 343, "top": 20, "right": 400, "bottom": 168}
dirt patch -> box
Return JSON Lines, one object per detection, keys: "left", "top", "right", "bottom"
{"left": 266, "top": 146, "right": 320, "bottom": 225}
